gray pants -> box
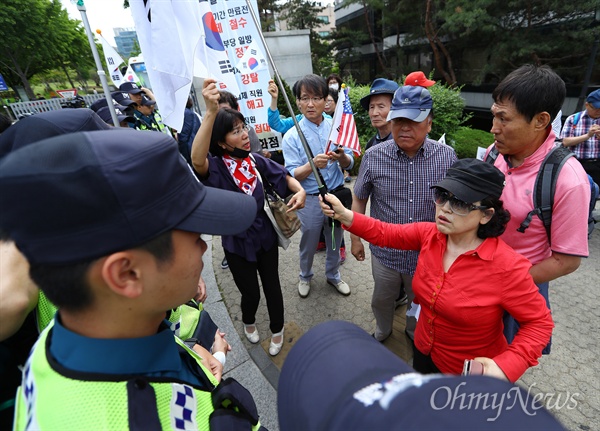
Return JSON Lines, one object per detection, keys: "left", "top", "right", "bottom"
{"left": 296, "top": 195, "right": 343, "bottom": 284}
{"left": 371, "top": 257, "right": 414, "bottom": 341}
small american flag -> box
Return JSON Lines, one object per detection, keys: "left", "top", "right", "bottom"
{"left": 327, "top": 86, "right": 361, "bottom": 156}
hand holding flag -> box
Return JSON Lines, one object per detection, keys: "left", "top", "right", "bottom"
{"left": 326, "top": 85, "right": 361, "bottom": 156}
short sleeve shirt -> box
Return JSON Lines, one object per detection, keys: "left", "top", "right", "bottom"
{"left": 354, "top": 138, "right": 457, "bottom": 274}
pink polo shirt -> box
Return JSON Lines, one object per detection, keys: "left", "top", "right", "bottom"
{"left": 489, "top": 131, "right": 590, "bottom": 264}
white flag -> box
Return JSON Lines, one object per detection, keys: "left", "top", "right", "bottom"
{"left": 130, "top": 0, "right": 240, "bottom": 131}
{"left": 123, "top": 65, "right": 142, "bottom": 86}
{"left": 96, "top": 33, "right": 125, "bottom": 88}
{"left": 438, "top": 133, "right": 446, "bottom": 146}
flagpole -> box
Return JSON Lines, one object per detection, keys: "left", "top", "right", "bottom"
{"left": 75, "top": 0, "right": 120, "bottom": 127}
{"left": 245, "top": 0, "right": 327, "bottom": 195}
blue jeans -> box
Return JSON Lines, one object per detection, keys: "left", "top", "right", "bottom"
{"left": 503, "top": 281, "right": 551, "bottom": 355}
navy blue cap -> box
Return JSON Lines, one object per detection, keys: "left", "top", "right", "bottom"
{"left": 586, "top": 89, "right": 600, "bottom": 109}
{"left": 119, "top": 82, "right": 145, "bottom": 94}
{"left": 360, "top": 78, "right": 399, "bottom": 110}
{"left": 90, "top": 97, "right": 130, "bottom": 113}
{"left": 387, "top": 85, "right": 433, "bottom": 122}
{"left": 111, "top": 91, "right": 138, "bottom": 107}
{"left": 0, "top": 129, "right": 257, "bottom": 265}
{"left": 432, "top": 158, "right": 506, "bottom": 203}
{"left": 278, "top": 321, "right": 565, "bottom": 431}
{"left": 140, "top": 95, "right": 156, "bottom": 107}
{"left": 96, "top": 106, "right": 135, "bottom": 125}
{"left": 0, "top": 109, "right": 110, "bottom": 159}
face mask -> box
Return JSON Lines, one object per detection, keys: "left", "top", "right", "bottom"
{"left": 329, "top": 83, "right": 339, "bottom": 91}
{"left": 226, "top": 146, "right": 251, "bottom": 159}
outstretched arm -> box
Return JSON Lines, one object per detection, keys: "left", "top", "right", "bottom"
{"left": 320, "top": 193, "right": 354, "bottom": 226}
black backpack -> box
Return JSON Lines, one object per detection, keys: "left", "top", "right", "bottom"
{"left": 484, "top": 145, "right": 575, "bottom": 244}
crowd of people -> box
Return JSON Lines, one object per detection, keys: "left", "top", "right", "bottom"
{"left": 0, "top": 63, "right": 595, "bottom": 430}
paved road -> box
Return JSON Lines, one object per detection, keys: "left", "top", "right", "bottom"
{"left": 212, "top": 196, "right": 600, "bottom": 431}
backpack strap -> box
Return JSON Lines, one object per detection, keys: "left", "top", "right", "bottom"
{"left": 484, "top": 145, "right": 499, "bottom": 164}
{"left": 517, "top": 145, "right": 574, "bottom": 243}
{"left": 569, "top": 110, "right": 583, "bottom": 134}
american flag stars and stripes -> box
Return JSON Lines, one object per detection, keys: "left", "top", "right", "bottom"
{"left": 327, "top": 86, "right": 361, "bottom": 156}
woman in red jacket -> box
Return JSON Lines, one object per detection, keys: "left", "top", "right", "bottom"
{"left": 320, "top": 158, "right": 553, "bottom": 382}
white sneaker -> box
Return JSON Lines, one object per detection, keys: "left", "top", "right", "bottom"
{"left": 269, "top": 328, "right": 285, "bottom": 356}
{"left": 327, "top": 279, "right": 350, "bottom": 296}
{"left": 298, "top": 279, "right": 311, "bottom": 298}
{"left": 243, "top": 323, "right": 260, "bottom": 344}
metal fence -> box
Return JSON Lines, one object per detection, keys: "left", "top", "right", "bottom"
{"left": 5, "top": 94, "right": 105, "bottom": 120}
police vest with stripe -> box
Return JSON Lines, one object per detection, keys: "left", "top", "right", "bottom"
{"left": 13, "top": 324, "right": 262, "bottom": 430}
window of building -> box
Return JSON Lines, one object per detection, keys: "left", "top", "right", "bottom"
{"left": 317, "top": 15, "right": 330, "bottom": 24}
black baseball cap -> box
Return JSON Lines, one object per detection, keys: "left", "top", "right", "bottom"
{"left": 111, "top": 91, "right": 138, "bottom": 107}
{"left": 432, "top": 158, "right": 506, "bottom": 203}
{"left": 278, "top": 321, "right": 565, "bottom": 431}
{"left": 119, "top": 82, "right": 145, "bottom": 94}
{"left": 140, "top": 95, "right": 156, "bottom": 107}
{"left": 0, "top": 109, "right": 110, "bottom": 159}
{"left": 96, "top": 106, "right": 135, "bottom": 125}
{"left": 0, "top": 129, "right": 257, "bottom": 265}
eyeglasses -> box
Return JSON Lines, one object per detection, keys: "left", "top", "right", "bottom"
{"left": 298, "top": 96, "right": 324, "bottom": 104}
{"left": 325, "top": 98, "right": 334, "bottom": 104}
{"left": 433, "top": 189, "right": 488, "bottom": 216}
{"left": 230, "top": 124, "right": 250, "bottom": 136}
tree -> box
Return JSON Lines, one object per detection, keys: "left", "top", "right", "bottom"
{"left": 277, "top": 0, "right": 335, "bottom": 76}
{"left": 278, "top": 0, "right": 325, "bottom": 31}
{"left": 257, "top": 0, "right": 280, "bottom": 32}
{"left": 333, "top": 0, "right": 599, "bottom": 85}
{"left": 0, "top": 0, "right": 89, "bottom": 99}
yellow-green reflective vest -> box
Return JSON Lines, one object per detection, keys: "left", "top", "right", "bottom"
{"left": 13, "top": 324, "right": 261, "bottom": 430}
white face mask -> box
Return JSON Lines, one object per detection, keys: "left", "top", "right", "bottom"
{"left": 329, "top": 83, "right": 339, "bottom": 91}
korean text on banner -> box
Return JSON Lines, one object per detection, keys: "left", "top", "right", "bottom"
{"left": 326, "top": 87, "right": 361, "bottom": 156}
{"left": 96, "top": 33, "right": 125, "bottom": 88}
{"left": 210, "top": 0, "right": 275, "bottom": 151}
{"left": 130, "top": 0, "right": 243, "bottom": 131}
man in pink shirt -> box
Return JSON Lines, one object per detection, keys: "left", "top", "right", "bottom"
{"left": 487, "top": 64, "right": 590, "bottom": 353}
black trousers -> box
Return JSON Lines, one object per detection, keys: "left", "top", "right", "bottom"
{"left": 412, "top": 343, "right": 441, "bottom": 375}
{"left": 225, "top": 243, "right": 284, "bottom": 334}
{"left": 580, "top": 158, "right": 600, "bottom": 187}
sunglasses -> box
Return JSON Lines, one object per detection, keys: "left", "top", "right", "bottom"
{"left": 433, "top": 188, "right": 488, "bottom": 216}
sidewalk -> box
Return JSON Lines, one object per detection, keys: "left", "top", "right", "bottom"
{"left": 207, "top": 201, "right": 600, "bottom": 431}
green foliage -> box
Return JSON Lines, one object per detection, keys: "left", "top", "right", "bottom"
{"left": 275, "top": 79, "right": 298, "bottom": 118}
{"left": 127, "top": 39, "right": 142, "bottom": 59}
{"left": 257, "top": 0, "right": 280, "bottom": 32}
{"left": 346, "top": 82, "right": 377, "bottom": 175}
{"left": 278, "top": 0, "right": 325, "bottom": 31}
{"left": 0, "top": 0, "right": 93, "bottom": 98}
{"left": 346, "top": 82, "right": 376, "bottom": 148}
{"left": 427, "top": 83, "right": 472, "bottom": 142}
{"left": 344, "top": 79, "right": 477, "bottom": 171}
{"left": 451, "top": 127, "right": 494, "bottom": 159}
{"left": 333, "top": 0, "right": 599, "bottom": 85}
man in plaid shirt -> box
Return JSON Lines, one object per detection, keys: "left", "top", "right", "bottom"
{"left": 560, "top": 89, "right": 600, "bottom": 185}
{"left": 351, "top": 86, "right": 457, "bottom": 342}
